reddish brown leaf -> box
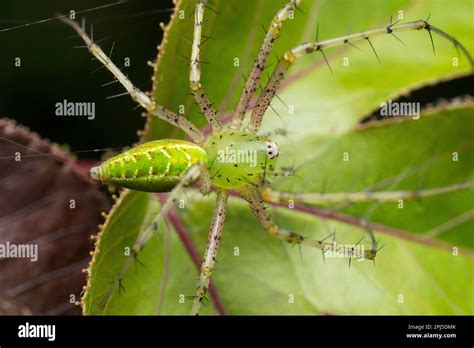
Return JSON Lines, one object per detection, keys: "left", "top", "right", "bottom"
{"left": 0, "top": 119, "right": 110, "bottom": 315}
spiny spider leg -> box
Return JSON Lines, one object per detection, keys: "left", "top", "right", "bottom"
{"left": 260, "top": 181, "right": 474, "bottom": 205}
{"left": 59, "top": 16, "right": 204, "bottom": 143}
{"left": 191, "top": 190, "right": 229, "bottom": 315}
{"left": 247, "top": 19, "right": 474, "bottom": 133}
{"left": 190, "top": 1, "right": 222, "bottom": 133}
{"left": 92, "top": 164, "right": 204, "bottom": 314}
{"left": 239, "top": 187, "right": 378, "bottom": 261}
{"left": 265, "top": 167, "right": 297, "bottom": 181}
{"left": 230, "top": 0, "right": 300, "bottom": 130}
{"left": 199, "top": 167, "right": 213, "bottom": 196}
{"left": 262, "top": 128, "right": 288, "bottom": 138}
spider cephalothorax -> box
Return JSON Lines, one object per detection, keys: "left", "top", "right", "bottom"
{"left": 61, "top": 0, "right": 472, "bottom": 315}
{"left": 203, "top": 130, "right": 279, "bottom": 188}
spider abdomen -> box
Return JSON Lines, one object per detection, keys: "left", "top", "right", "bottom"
{"left": 203, "top": 130, "right": 278, "bottom": 189}
{"left": 90, "top": 139, "right": 207, "bottom": 192}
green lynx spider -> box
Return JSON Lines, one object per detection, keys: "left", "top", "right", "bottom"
{"left": 61, "top": 0, "right": 473, "bottom": 315}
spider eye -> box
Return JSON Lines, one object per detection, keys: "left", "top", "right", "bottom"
{"left": 265, "top": 141, "right": 279, "bottom": 159}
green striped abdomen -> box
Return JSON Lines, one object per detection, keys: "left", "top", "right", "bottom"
{"left": 91, "top": 139, "right": 207, "bottom": 192}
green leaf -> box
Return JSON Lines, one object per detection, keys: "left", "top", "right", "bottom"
{"left": 275, "top": 104, "right": 474, "bottom": 249}
{"left": 257, "top": 0, "right": 474, "bottom": 137}
{"left": 85, "top": 0, "right": 474, "bottom": 315}
{"left": 83, "top": 190, "right": 154, "bottom": 314}
{"left": 85, "top": 104, "right": 474, "bottom": 315}
{"left": 145, "top": 0, "right": 473, "bottom": 140}
{"left": 179, "top": 194, "right": 473, "bottom": 314}
{"left": 175, "top": 104, "right": 473, "bottom": 314}
{"left": 83, "top": 190, "right": 213, "bottom": 315}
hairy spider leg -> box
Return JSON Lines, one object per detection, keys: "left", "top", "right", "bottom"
{"left": 260, "top": 181, "right": 474, "bottom": 205}
{"left": 191, "top": 190, "right": 229, "bottom": 315}
{"left": 239, "top": 186, "right": 379, "bottom": 261}
{"left": 230, "top": 0, "right": 301, "bottom": 130}
{"left": 190, "top": 0, "right": 222, "bottom": 133}
{"left": 60, "top": 16, "right": 205, "bottom": 143}
{"left": 247, "top": 19, "right": 474, "bottom": 133}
